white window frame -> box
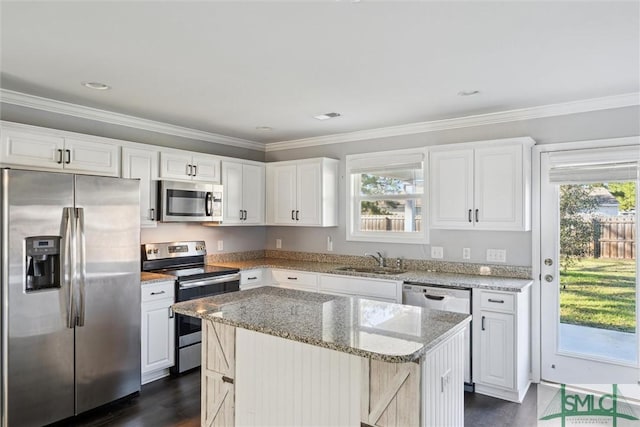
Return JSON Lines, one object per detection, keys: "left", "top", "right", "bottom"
{"left": 346, "top": 148, "right": 429, "bottom": 244}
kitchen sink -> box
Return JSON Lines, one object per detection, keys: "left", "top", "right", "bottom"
{"left": 334, "top": 266, "right": 407, "bottom": 275}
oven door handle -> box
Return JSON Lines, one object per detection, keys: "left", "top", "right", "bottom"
{"left": 179, "top": 273, "right": 240, "bottom": 288}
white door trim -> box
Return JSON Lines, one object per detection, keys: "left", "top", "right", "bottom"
{"left": 531, "top": 136, "right": 640, "bottom": 383}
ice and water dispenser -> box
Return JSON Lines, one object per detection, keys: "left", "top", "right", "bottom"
{"left": 25, "top": 236, "right": 61, "bottom": 292}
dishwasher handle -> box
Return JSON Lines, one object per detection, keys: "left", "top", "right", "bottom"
{"left": 424, "top": 294, "right": 445, "bottom": 301}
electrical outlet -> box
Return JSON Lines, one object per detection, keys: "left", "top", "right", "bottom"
{"left": 486, "top": 249, "right": 507, "bottom": 263}
{"left": 440, "top": 369, "right": 451, "bottom": 392}
{"left": 462, "top": 248, "right": 471, "bottom": 260}
{"left": 276, "top": 239, "right": 282, "bottom": 249}
{"left": 431, "top": 246, "right": 444, "bottom": 259}
{"left": 217, "top": 240, "right": 224, "bottom": 251}
{"left": 327, "top": 236, "right": 333, "bottom": 252}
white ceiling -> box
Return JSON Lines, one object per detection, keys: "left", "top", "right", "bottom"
{"left": 1, "top": 1, "right": 639, "bottom": 145}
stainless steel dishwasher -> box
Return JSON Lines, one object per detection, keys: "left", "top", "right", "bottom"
{"left": 403, "top": 282, "right": 473, "bottom": 391}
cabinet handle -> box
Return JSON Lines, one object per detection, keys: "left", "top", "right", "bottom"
{"left": 192, "top": 165, "right": 197, "bottom": 177}
{"left": 487, "top": 298, "right": 504, "bottom": 304}
{"left": 481, "top": 315, "right": 485, "bottom": 331}
{"left": 295, "top": 210, "right": 299, "bottom": 221}
{"left": 222, "top": 375, "right": 234, "bottom": 384}
{"left": 149, "top": 208, "right": 155, "bottom": 221}
{"left": 240, "top": 209, "right": 244, "bottom": 220}
{"left": 468, "top": 209, "right": 472, "bottom": 223}
{"left": 291, "top": 210, "right": 295, "bottom": 220}
{"left": 169, "top": 307, "right": 174, "bottom": 319}
{"left": 247, "top": 276, "right": 257, "bottom": 280}
{"left": 57, "top": 149, "right": 64, "bottom": 164}
{"left": 287, "top": 277, "right": 298, "bottom": 280}
{"left": 475, "top": 209, "right": 479, "bottom": 222}
{"left": 150, "top": 290, "right": 166, "bottom": 295}
{"left": 243, "top": 210, "right": 247, "bottom": 220}
{"left": 65, "top": 149, "right": 71, "bottom": 164}
{"left": 187, "top": 164, "right": 192, "bottom": 176}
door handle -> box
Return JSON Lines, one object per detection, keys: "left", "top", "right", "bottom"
{"left": 192, "top": 165, "right": 197, "bottom": 177}
{"left": 240, "top": 209, "right": 244, "bottom": 220}
{"left": 545, "top": 274, "right": 554, "bottom": 283}
{"left": 425, "top": 294, "right": 445, "bottom": 301}
{"left": 149, "top": 208, "right": 155, "bottom": 221}
{"left": 150, "top": 291, "right": 166, "bottom": 295}
{"left": 475, "top": 209, "right": 479, "bottom": 222}
{"left": 57, "top": 149, "right": 64, "bottom": 164}
{"left": 481, "top": 315, "right": 486, "bottom": 331}
{"left": 169, "top": 307, "right": 174, "bottom": 319}
{"left": 544, "top": 258, "right": 553, "bottom": 266}
{"left": 65, "top": 149, "right": 71, "bottom": 164}
{"left": 187, "top": 164, "right": 193, "bottom": 176}
{"left": 62, "top": 207, "right": 75, "bottom": 329}
{"left": 487, "top": 298, "right": 504, "bottom": 304}
{"left": 243, "top": 210, "right": 247, "bottom": 220}
{"left": 205, "top": 192, "right": 213, "bottom": 216}
{"left": 222, "top": 376, "right": 234, "bottom": 384}
{"left": 76, "top": 207, "right": 86, "bottom": 327}
{"left": 468, "top": 209, "right": 472, "bottom": 223}
{"left": 295, "top": 210, "right": 299, "bottom": 221}
{"left": 291, "top": 210, "right": 295, "bottom": 220}
{"left": 287, "top": 277, "right": 298, "bottom": 280}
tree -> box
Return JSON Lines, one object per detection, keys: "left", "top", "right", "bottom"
{"left": 359, "top": 174, "right": 402, "bottom": 215}
{"left": 607, "top": 182, "right": 636, "bottom": 212}
{"left": 559, "top": 185, "right": 598, "bottom": 271}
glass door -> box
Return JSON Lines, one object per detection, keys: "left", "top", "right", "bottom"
{"left": 540, "top": 146, "right": 639, "bottom": 384}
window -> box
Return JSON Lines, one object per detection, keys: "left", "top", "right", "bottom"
{"left": 346, "top": 148, "right": 428, "bottom": 243}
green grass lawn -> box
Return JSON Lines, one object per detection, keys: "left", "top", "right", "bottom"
{"left": 560, "top": 258, "right": 636, "bottom": 333}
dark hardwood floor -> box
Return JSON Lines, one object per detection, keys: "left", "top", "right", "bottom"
{"left": 63, "top": 370, "right": 538, "bottom": 427}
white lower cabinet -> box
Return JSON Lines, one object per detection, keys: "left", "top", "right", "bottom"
{"left": 239, "top": 268, "right": 265, "bottom": 290}
{"left": 141, "top": 280, "right": 175, "bottom": 384}
{"left": 318, "top": 274, "right": 402, "bottom": 303}
{"left": 472, "top": 287, "right": 531, "bottom": 402}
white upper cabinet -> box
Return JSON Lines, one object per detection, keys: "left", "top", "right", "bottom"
{"left": 429, "top": 137, "right": 534, "bottom": 231}
{"left": 159, "top": 151, "right": 220, "bottom": 183}
{"left": 266, "top": 157, "right": 338, "bottom": 227}
{"left": 0, "top": 123, "right": 120, "bottom": 176}
{"left": 122, "top": 146, "right": 159, "bottom": 228}
{"left": 221, "top": 160, "right": 265, "bottom": 225}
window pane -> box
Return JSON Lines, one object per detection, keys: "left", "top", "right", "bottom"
{"left": 359, "top": 199, "right": 422, "bottom": 232}
{"left": 359, "top": 169, "right": 423, "bottom": 196}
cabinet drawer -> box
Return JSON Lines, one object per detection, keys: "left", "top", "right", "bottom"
{"left": 271, "top": 269, "right": 318, "bottom": 290}
{"left": 142, "top": 281, "right": 175, "bottom": 302}
{"left": 479, "top": 291, "right": 515, "bottom": 312}
{"left": 240, "top": 269, "right": 263, "bottom": 285}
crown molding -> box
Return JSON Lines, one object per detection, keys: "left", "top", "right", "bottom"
{"left": 265, "top": 92, "right": 640, "bottom": 152}
{"left": 0, "top": 89, "right": 266, "bottom": 152}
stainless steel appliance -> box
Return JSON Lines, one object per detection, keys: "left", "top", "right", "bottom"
{"left": 141, "top": 241, "right": 239, "bottom": 373}
{"left": 0, "top": 169, "right": 141, "bottom": 427}
{"left": 159, "top": 181, "right": 223, "bottom": 222}
{"left": 403, "top": 282, "right": 473, "bottom": 391}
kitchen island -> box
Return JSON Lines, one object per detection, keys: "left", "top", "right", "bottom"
{"left": 172, "top": 286, "right": 470, "bottom": 427}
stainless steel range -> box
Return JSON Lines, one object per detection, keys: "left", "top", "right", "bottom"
{"left": 141, "top": 241, "right": 239, "bottom": 374}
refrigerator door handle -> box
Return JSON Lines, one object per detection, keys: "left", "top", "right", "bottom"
{"left": 76, "top": 207, "right": 87, "bottom": 327}
{"left": 63, "top": 207, "right": 76, "bottom": 329}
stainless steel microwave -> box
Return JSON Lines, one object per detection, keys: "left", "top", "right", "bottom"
{"left": 159, "top": 181, "right": 223, "bottom": 222}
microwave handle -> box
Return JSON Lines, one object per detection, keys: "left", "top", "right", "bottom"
{"left": 205, "top": 192, "right": 213, "bottom": 216}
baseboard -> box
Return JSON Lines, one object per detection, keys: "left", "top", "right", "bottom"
{"left": 141, "top": 368, "right": 171, "bottom": 385}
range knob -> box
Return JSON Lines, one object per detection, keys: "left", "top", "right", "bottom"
{"left": 153, "top": 248, "right": 159, "bottom": 254}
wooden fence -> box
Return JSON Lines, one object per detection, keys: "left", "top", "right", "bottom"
{"left": 360, "top": 215, "right": 422, "bottom": 232}
{"left": 593, "top": 216, "right": 635, "bottom": 259}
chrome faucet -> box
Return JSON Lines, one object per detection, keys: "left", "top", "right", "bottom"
{"left": 365, "top": 251, "right": 385, "bottom": 267}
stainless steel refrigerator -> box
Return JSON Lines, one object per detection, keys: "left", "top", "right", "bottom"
{"left": 0, "top": 168, "right": 141, "bottom": 427}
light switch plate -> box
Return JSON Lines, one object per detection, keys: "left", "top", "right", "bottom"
{"left": 431, "top": 246, "right": 444, "bottom": 259}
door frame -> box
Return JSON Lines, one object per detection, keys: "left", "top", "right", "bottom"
{"left": 531, "top": 136, "right": 640, "bottom": 383}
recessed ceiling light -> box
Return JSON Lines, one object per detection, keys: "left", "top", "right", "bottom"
{"left": 81, "top": 81, "right": 111, "bottom": 91}
{"left": 256, "top": 126, "right": 273, "bottom": 131}
{"left": 313, "top": 112, "right": 341, "bottom": 121}
{"left": 457, "top": 90, "right": 480, "bottom": 97}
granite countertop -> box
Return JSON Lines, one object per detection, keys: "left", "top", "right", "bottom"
{"left": 172, "top": 286, "right": 470, "bottom": 363}
{"left": 213, "top": 258, "right": 533, "bottom": 292}
{"left": 141, "top": 271, "right": 174, "bottom": 285}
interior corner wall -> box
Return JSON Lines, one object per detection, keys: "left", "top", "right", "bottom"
{"left": 264, "top": 106, "right": 640, "bottom": 267}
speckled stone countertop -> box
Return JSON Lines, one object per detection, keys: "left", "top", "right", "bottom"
{"left": 212, "top": 258, "right": 533, "bottom": 292}
{"left": 172, "top": 286, "right": 470, "bottom": 363}
{"left": 141, "top": 272, "right": 174, "bottom": 285}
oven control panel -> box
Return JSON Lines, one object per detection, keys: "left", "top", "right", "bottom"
{"left": 142, "top": 241, "right": 207, "bottom": 260}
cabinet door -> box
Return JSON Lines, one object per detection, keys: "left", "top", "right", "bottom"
{"left": 63, "top": 138, "right": 120, "bottom": 176}
{"left": 222, "top": 161, "right": 244, "bottom": 224}
{"left": 296, "top": 161, "right": 322, "bottom": 225}
{"left": 474, "top": 145, "right": 524, "bottom": 230}
{"left": 478, "top": 310, "right": 514, "bottom": 389}
{"left": 242, "top": 163, "right": 265, "bottom": 224}
{"left": 122, "top": 147, "right": 158, "bottom": 227}
{"left": 202, "top": 321, "right": 235, "bottom": 427}
{"left": 141, "top": 298, "right": 175, "bottom": 374}
{"left": 268, "top": 163, "right": 297, "bottom": 225}
{"left": 429, "top": 149, "right": 474, "bottom": 229}
{"left": 159, "top": 152, "right": 192, "bottom": 181}
{"left": 192, "top": 155, "right": 220, "bottom": 183}
{"left": 0, "top": 128, "right": 64, "bottom": 169}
